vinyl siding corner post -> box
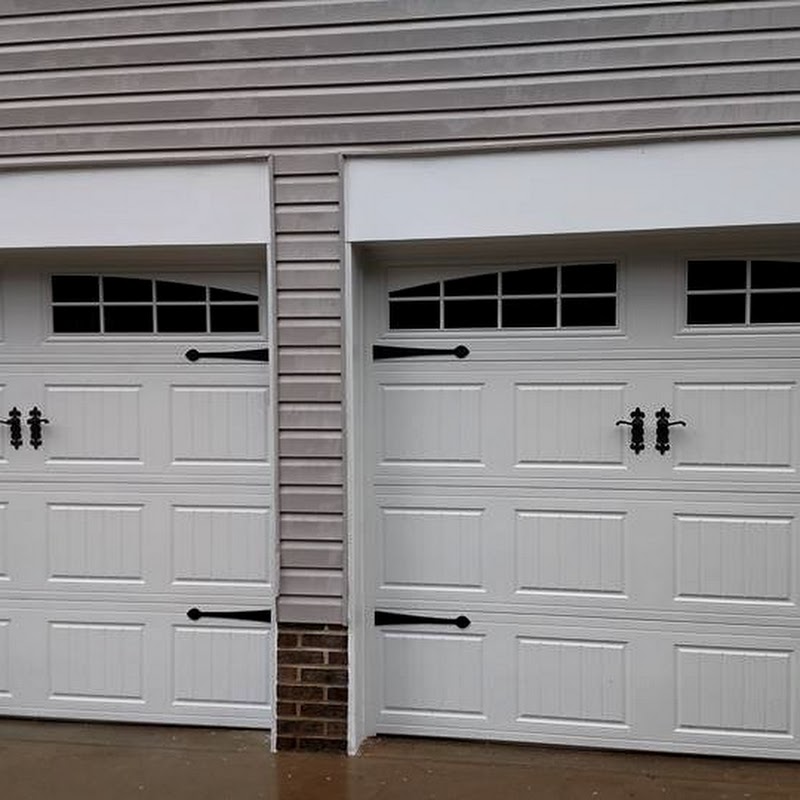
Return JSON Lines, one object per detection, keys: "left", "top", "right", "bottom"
{"left": 273, "top": 151, "right": 348, "bottom": 750}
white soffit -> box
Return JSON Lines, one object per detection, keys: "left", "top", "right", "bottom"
{"left": 0, "top": 161, "right": 269, "bottom": 247}
{"left": 345, "top": 137, "right": 800, "bottom": 242}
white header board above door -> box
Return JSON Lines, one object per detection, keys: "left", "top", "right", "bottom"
{"left": 345, "top": 136, "right": 800, "bottom": 242}
{"left": 0, "top": 161, "right": 270, "bottom": 247}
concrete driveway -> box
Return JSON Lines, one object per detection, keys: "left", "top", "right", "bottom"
{"left": 2, "top": 720, "right": 800, "bottom": 799}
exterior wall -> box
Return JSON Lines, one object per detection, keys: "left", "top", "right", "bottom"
{"left": 1, "top": 0, "right": 799, "bottom": 627}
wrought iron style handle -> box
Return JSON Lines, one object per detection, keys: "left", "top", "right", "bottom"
{"left": 1, "top": 407, "right": 22, "bottom": 450}
{"left": 654, "top": 407, "right": 686, "bottom": 455}
{"left": 374, "top": 610, "right": 471, "bottom": 628}
{"left": 186, "top": 607, "right": 272, "bottom": 623}
{"left": 615, "top": 407, "right": 646, "bottom": 454}
{"left": 26, "top": 407, "right": 49, "bottom": 450}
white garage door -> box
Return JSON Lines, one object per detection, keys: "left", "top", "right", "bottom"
{"left": 0, "top": 262, "right": 273, "bottom": 728}
{"left": 366, "top": 256, "right": 800, "bottom": 759}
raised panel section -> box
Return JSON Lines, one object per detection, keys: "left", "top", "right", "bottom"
{"left": 173, "top": 626, "right": 271, "bottom": 707}
{"left": 674, "top": 383, "right": 793, "bottom": 470}
{"left": 48, "top": 504, "right": 143, "bottom": 582}
{"left": 515, "top": 384, "right": 625, "bottom": 466}
{"left": 676, "top": 515, "right": 792, "bottom": 603}
{"left": 0, "top": 620, "right": 8, "bottom": 697}
{"left": 515, "top": 511, "right": 625, "bottom": 596}
{"left": 380, "top": 384, "right": 483, "bottom": 464}
{"left": 381, "top": 631, "right": 485, "bottom": 717}
{"left": 171, "top": 386, "right": 268, "bottom": 464}
{"left": 49, "top": 622, "right": 144, "bottom": 702}
{"left": 172, "top": 506, "right": 271, "bottom": 586}
{"left": 517, "top": 638, "right": 627, "bottom": 726}
{"left": 45, "top": 386, "right": 141, "bottom": 463}
{"left": 676, "top": 646, "right": 792, "bottom": 735}
{"left": 380, "top": 507, "right": 484, "bottom": 591}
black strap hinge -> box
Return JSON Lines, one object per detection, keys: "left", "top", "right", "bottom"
{"left": 185, "top": 347, "right": 269, "bottom": 363}
{"left": 373, "top": 344, "right": 469, "bottom": 361}
{"left": 187, "top": 607, "right": 272, "bottom": 623}
{"left": 374, "top": 610, "right": 471, "bottom": 628}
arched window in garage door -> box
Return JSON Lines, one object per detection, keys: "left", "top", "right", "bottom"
{"left": 50, "top": 275, "right": 261, "bottom": 335}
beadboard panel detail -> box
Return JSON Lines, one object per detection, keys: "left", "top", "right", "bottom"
{"left": 1, "top": 1, "right": 799, "bottom": 627}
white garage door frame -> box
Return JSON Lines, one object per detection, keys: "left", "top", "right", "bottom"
{"left": 0, "top": 158, "right": 279, "bottom": 737}
{"left": 343, "top": 134, "right": 800, "bottom": 755}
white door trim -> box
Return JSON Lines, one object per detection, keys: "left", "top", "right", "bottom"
{"left": 345, "top": 135, "right": 800, "bottom": 243}
{"left": 0, "top": 160, "right": 270, "bottom": 248}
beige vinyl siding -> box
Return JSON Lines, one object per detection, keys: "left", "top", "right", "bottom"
{"left": 1, "top": 0, "right": 798, "bottom": 623}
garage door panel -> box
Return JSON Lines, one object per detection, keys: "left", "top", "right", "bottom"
{"left": 514, "top": 383, "right": 627, "bottom": 467}
{"left": 0, "top": 618, "right": 9, "bottom": 700}
{"left": 44, "top": 384, "right": 142, "bottom": 464}
{"left": 375, "top": 617, "right": 800, "bottom": 755}
{"left": 49, "top": 620, "right": 145, "bottom": 705}
{"left": 173, "top": 623, "right": 272, "bottom": 711}
{"left": 674, "top": 513, "right": 794, "bottom": 606}
{"left": 0, "top": 604, "right": 272, "bottom": 727}
{"left": 379, "top": 629, "right": 487, "bottom": 723}
{"left": 171, "top": 505, "right": 272, "bottom": 589}
{"left": 171, "top": 385, "right": 269, "bottom": 466}
{"left": 47, "top": 503, "right": 144, "bottom": 584}
{"left": 673, "top": 381, "right": 795, "bottom": 473}
{"left": 515, "top": 509, "right": 627, "bottom": 598}
{"left": 379, "top": 382, "right": 485, "bottom": 466}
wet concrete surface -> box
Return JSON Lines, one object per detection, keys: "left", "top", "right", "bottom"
{"left": 2, "top": 720, "right": 800, "bottom": 800}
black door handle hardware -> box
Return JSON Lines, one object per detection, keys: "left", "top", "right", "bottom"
{"left": 186, "top": 607, "right": 272, "bottom": 623}
{"left": 615, "top": 407, "right": 646, "bottom": 454}
{"left": 26, "top": 407, "right": 49, "bottom": 450}
{"left": 185, "top": 347, "right": 269, "bottom": 362}
{"left": 374, "top": 610, "right": 471, "bottom": 628}
{"left": 654, "top": 407, "right": 687, "bottom": 455}
{"left": 2, "top": 407, "right": 22, "bottom": 450}
{"left": 373, "top": 344, "right": 469, "bottom": 361}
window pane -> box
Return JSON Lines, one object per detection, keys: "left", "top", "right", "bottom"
{"left": 156, "top": 305, "right": 207, "bottom": 333}
{"left": 210, "top": 304, "right": 260, "bottom": 333}
{"left": 389, "top": 301, "right": 440, "bottom": 330}
{"left": 686, "top": 293, "right": 746, "bottom": 325}
{"left": 561, "top": 296, "right": 617, "bottom": 327}
{"left": 444, "top": 299, "right": 497, "bottom": 328}
{"left": 52, "top": 276, "right": 99, "bottom": 303}
{"left": 502, "top": 298, "right": 557, "bottom": 327}
{"left": 561, "top": 263, "right": 616, "bottom": 294}
{"left": 103, "top": 276, "right": 152, "bottom": 302}
{"left": 53, "top": 305, "right": 101, "bottom": 333}
{"left": 687, "top": 260, "right": 747, "bottom": 291}
{"left": 156, "top": 280, "right": 206, "bottom": 302}
{"left": 751, "top": 261, "right": 800, "bottom": 289}
{"left": 443, "top": 273, "right": 498, "bottom": 297}
{"left": 751, "top": 292, "right": 800, "bottom": 324}
{"left": 209, "top": 287, "right": 259, "bottom": 302}
{"left": 501, "top": 267, "right": 557, "bottom": 296}
{"left": 389, "top": 282, "right": 440, "bottom": 299}
{"left": 104, "top": 305, "right": 154, "bottom": 333}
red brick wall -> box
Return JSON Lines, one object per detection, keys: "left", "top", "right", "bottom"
{"left": 276, "top": 623, "right": 348, "bottom": 751}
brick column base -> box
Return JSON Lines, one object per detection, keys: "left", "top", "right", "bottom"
{"left": 276, "top": 623, "right": 348, "bottom": 752}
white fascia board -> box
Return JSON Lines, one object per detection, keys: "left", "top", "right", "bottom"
{"left": 0, "top": 161, "right": 269, "bottom": 247}
{"left": 345, "top": 137, "right": 800, "bottom": 242}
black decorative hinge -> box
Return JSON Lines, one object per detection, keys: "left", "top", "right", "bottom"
{"left": 373, "top": 344, "right": 469, "bottom": 361}
{"left": 186, "top": 607, "right": 272, "bottom": 623}
{"left": 185, "top": 348, "right": 269, "bottom": 362}
{"left": 374, "top": 610, "right": 471, "bottom": 628}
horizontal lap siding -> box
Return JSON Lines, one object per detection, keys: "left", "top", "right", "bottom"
{"left": 0, "top": 0, "right": 796, "bottom": 623}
